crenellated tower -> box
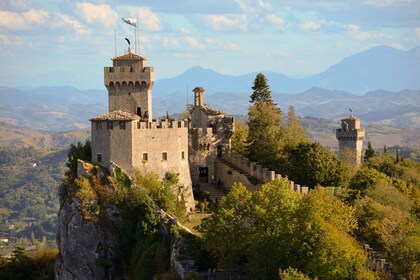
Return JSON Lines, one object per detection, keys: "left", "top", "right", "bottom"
{"left": 104, "top": 47, "right": 154, "bottom": 120}
{"left": 336, "top": 114, "right": 365, "bottom": 167}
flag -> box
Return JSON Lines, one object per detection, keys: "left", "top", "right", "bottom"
{"left": 122, "top": 17, "right": 137, "bottom": 27}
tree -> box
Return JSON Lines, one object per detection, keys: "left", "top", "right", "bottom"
{"left": 66, "top": 140, "right": 91, "bottom": 178}
{"left": 247, "top": 101, "right": 283, "bottom": 167}
{"left": 364, "top": 141, "right": 376, "bottom": 162}
{"left": 288, "top": 188, "right": 367, "bottom": 279}
{"left": 231, "top": 122, "right": 249, "bottom": 156}
{"left": 250, "top": 73, "right": 274, "bottom": 105}
{"left": 282, "top": 142, "right": 348, "bottom": 188}
{"left": 347, "top": 167, "right": 390, "bottom": 200}
{"left": 283, "top": 106, "right": 308, "bottom": 147}
{"left": 201, "top": 183, "right": 253, "bottom": 272}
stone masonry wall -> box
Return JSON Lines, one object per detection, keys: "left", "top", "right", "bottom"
{"left": 215, "top": 151, "right": 309, "bottom": 194}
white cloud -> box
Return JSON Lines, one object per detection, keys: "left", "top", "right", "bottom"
{"left": 120, "top": 6, "right": 161, "bottom": 31}
{"left": 300, "top": 21, "right": 321, "bottom": 31}
{"left": 258, "top": 0, "right": 272, "bottom": 10}
{"left": 162, "top": 37, "right": 179, "bottom": 47}
{"left": 0, "top": 0, "right": 30, "bottom": 12}
{"left": 363, "top": 0, "right": 412, "bottom": 7}
{"left": 266, "top": 14, "right": 285, "bottom": 26}
{"left": 346, "top": 24, "right": 394, "bottom": 41}
{"left": 0, "top": 9, "right": 49, "bottom": 30}
{"left": 55, "top": 13, "right": 91, "bottom": 36}
{"left": 205, "top": 14, "right": 248, "bottom": 31}
{"left": 186, "top": 37, "right": 204, "bottom": 49}
{"left": 76, "top": 3, "right": 117, "bottom": 28}
{"left": 179, "top": 27, "right": 190, "bottom": 34}
{"left": 224, "top": 43, "right": 241, "bottom": 50}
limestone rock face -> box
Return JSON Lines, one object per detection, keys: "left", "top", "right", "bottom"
{"left": 55, "top": 196, "right": 121, "bottom": 280}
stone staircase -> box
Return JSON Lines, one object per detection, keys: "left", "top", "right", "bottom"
{"left": 199, "top": 183, "right": 227, "bottom": 202}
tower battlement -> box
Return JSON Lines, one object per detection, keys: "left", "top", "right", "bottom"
{"left": 136, "top": 119, "right": 189, "bottom": 129}
{"left": 104, "top": 66, "right": 154, "bottom": 88}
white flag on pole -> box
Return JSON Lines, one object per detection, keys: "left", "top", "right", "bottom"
{"left": 122, "top": 17, "right": 137, "bottom": 27}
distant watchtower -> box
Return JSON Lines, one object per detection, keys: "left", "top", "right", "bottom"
{"left": 336, "top": 114, "right": 365, "bottom": 166}
{"left": 104, "top": 47, "right": 154, "bottom": 120}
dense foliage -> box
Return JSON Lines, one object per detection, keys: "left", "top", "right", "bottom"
{"left": 0, "top": 245, "right": 57, "bottom": 280}
{"left": 200, "top": 180, "right": 374, "bottom": 279}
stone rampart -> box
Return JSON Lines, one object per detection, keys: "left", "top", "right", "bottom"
{"left": 137, "top": 119, "right": 189, "bottom": 129}
{"left": 217, "top": 151, "right": 309, "bottom": 194}
{"left": 362, "top": 243, "right": 406, "bottom": 280}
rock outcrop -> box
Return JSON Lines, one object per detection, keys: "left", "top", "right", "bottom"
{"left": 55, "top": 161, "right": 123, "bottom": 280}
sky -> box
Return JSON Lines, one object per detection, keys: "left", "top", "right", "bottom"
{"left": 0, "top": 0, "right": 419, "bottom": 89}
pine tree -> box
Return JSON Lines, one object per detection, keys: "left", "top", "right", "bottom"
{"left": 364, "top": 141, "right": 376, "bottom": 161}
{"left": 250, "top": 73, "right": 274, "bottom": 104}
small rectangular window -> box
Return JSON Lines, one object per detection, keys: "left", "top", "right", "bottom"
{"left": 107, "top": 121, "right": 113, "bottom": 130}
{"left": 143, "top": 153, "right": 148, "bottom": 161}
{"left": 119, "top": 122, "right": 126, "bottom": 130}
{"left": 162, "top": 152, "right": 168, "bottom": 161}
{"left": 181, "top": 151, "right": 185, "bottom": 160}
{"left": 97, "top": 154, "right": 102, "bottom": 162}
{"left": 96, "top": 122, "right": 102, "bottom": 130}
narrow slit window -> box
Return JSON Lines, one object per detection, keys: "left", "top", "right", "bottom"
{"left": 97, "top": 154, "right": 102, "bottom": 162}
{"left": 107, "top": 121, "right": 113, "bottom": 130}
{"left": 162, "top": 152, "right": 168, "bottom": 161}
{"left": 119, "top": 122, "right": 126, "bottom": 130}
{"left": 143, "top": 153, "right": 148, "bottom": 161}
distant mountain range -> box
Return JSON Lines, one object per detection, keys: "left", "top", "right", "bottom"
{"left": 0, "top": 45, "right": 419, "bottom": 130}
{"left": 154, "top": 45, "right": 420, "bottom": 95}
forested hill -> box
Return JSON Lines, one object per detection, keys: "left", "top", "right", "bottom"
{"left": 0, "top": 147, "right": 67, "bottom": 243}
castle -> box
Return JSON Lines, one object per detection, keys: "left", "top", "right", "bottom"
{"left": 89, "top": 45, "right": 365, "bottom": 210}
{"left": 89, "top": 47, "right": 234, "bottom": 210}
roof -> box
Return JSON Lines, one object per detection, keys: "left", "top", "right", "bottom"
{"left": 200, "top": 105, "right": 225, "bottom": 116}
{"left": 341, "top": 114, "right": 360, "bottom": 121}
{"left": 90, "top": 110, "right": 140, "bottom": 121}
{"left": 112, "top": 49, "right": 145, "bottom": 61}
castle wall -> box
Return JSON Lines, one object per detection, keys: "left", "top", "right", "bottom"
{"left": 131, "top": 120, "right": 195, "bottom": 211}
{"left": 91, "top": 121, "right": 111, "bottom": 168}
{"left": 91, "top": 120, "right": 134, "bottom": 173}
{"left": 191, "top": 108, "right": 207, "bottom": 130}
{"left": 215, "top": 160, "right": 258, "bottom": 192}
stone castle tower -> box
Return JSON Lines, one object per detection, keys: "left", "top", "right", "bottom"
{"left": 104, "top": 47, "right": 154, "bottom": 120}
{"left": 89, "top": 47, "right": 194, "bottom": 210}
{"left": 336, "top": 114, "right": 365, "bottom": 166}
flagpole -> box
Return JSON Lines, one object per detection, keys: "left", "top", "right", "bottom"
{"left": 114, "top": 29, "right": 117, "bottom": 56}
{"left": 136, "top": 15, "right": 139, "bottom": 55}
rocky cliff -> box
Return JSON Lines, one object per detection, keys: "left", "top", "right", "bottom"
{"left": 55, "top": 161, "right": 123, "bottom": 280}
{"left": 55, "top": 160, "right": 190, "bottom": 279}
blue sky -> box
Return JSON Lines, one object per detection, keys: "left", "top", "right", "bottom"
{"left": 0, "top": 0, "right": 419, "bottom": 89}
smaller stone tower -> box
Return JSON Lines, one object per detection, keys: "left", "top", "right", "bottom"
{"left": 336, "top": 114, "right": 365, "bottom": 166}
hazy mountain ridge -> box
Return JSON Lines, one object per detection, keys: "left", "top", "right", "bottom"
{"left": 154, "top": 45, "right": 420, "bottom": 95}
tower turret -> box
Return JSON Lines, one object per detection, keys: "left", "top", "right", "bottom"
{"left": 336, "top": 114, "right": 365, "bottom": 166}
{"left": 193, "top": 86, "right": 205, "bottom": 107}
{"left": 104, "top": 48, "right": 154, "bottom": 120}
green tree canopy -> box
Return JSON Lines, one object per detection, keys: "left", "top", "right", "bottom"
{"left": 282, "top": 142, "right": 348, "bottom": 188}
{"left": 250, "top": 73, "right": 274, "bottom": 104}
{"left": 247, "top": 101, "right": 284, "bottom": 167}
